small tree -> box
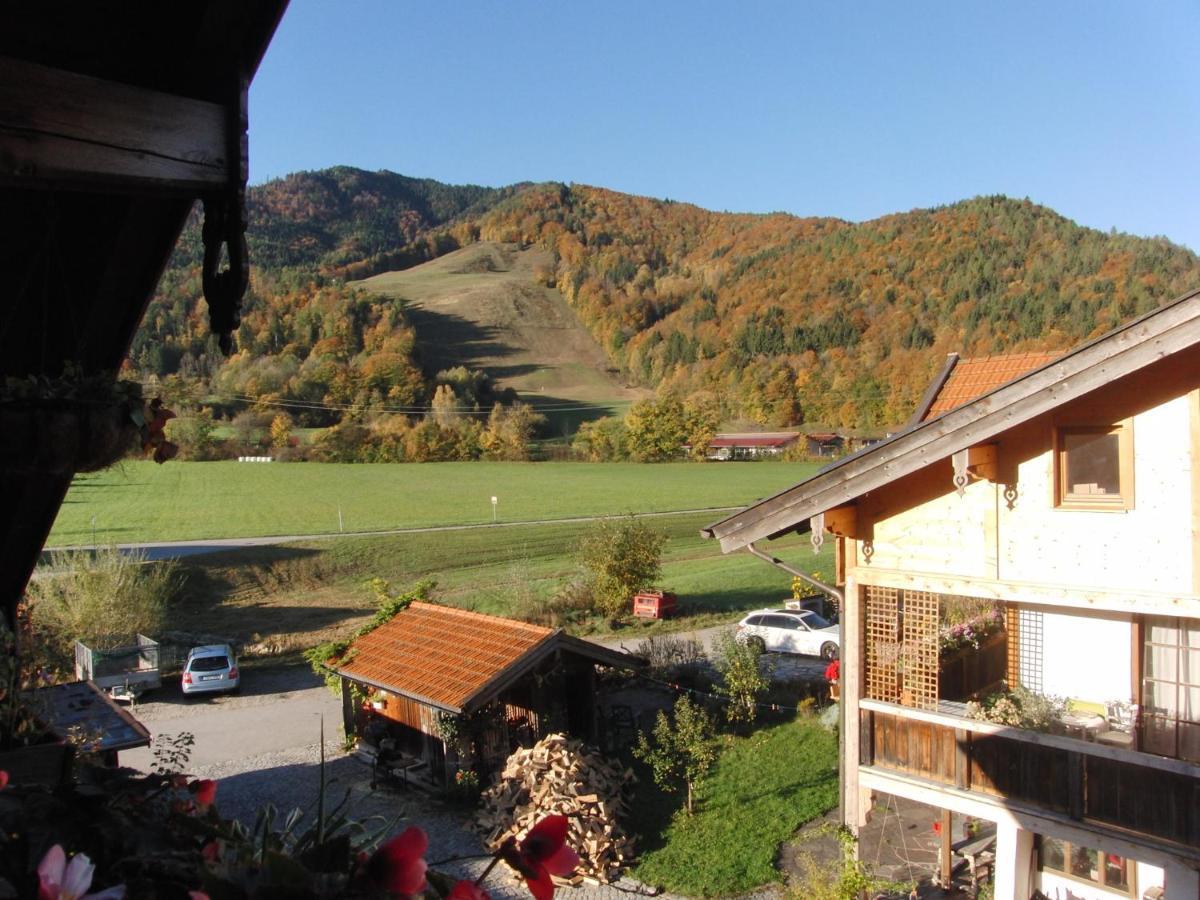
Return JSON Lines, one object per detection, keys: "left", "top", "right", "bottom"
{"left": 578, "top": 515, "right": 667, "bottom": 619}
{"left": 269, "top": 413, "right": 293, "bottom": 448}
{"left": 634, "top": 694, "right": 717, "bottom": 815}
{"left": 713, "top": 629, "right": 770, "bottom": 727}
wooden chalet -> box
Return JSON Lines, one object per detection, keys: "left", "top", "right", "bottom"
{"left": 334, "top": 602, "right": 640, "bottom": 782}
{"left": 705, "top": 287, "right": 1200, "bottom": 900}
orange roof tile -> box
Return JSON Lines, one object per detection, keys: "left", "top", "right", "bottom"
{"left": 922, "top": 352, "right": 1060, "bottom": 421}
{"left": 335, "top": 602, "right": 555, "bottom": 712}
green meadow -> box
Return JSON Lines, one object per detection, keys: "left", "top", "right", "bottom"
{"left": 49, "top": 460, "right": 818, "bottom": 546}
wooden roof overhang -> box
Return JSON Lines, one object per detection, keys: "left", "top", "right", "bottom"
{"left": 703, "top": 286, "right": 1200, "bottom": 554}
{"left": 0, "top": 2, "right": 288, "bottom": 623}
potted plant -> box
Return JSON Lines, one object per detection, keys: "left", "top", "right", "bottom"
{"left": 825, "top": 658, "right": 841, "bottom": 701}
{"left": 0, "top": 364, "right": 176, "bottom": 473}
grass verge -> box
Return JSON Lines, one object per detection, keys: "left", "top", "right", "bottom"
{"left": 631, "top": 715, "right": 839, "bottom": 897}
{"left": 151, "top": 512, "right": 832, "bottom": 660}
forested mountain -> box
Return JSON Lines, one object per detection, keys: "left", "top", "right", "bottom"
{"left": 469, "top": 186, "right": 1200, "bottom": 428}
{"left": 131, "top": 169, "right": 1200, "bottom": 443}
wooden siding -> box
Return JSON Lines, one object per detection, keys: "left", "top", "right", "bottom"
{"left": 863, "top": 707, "right": 1200, "bottom": 849}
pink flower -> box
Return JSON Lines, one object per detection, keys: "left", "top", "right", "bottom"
{"left": 364, "top": 826, "right": 428, "bottom": 896}
{"left": 189, "top": 779, "right": 217, "bottom": 809}
{"left": 37, "top": 845, "right": 125, "bottom": 900}
{"left": 0, "top": 770, "right": 8, "bottom": 789}
{"left": 500, "top": 816, "right": 580, "bottom": 900}
{"left": 449, "top": 881, "right": 490, "bottom": 900}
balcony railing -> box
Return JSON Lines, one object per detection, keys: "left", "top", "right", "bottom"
{"left": 859, "top": 699, "right": 1200, "bottom": 849}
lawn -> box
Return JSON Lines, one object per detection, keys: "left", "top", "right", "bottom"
{"left": 158, "top": 511, "right": 833, "bottom": 658}
{"left": 48, "top": 460, "right": 818, "bottom": 545}
{"left": 631, "top": 715, "right": 839, "bottom": 897}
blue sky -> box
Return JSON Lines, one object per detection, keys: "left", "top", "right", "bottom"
{"left": 250, "top": 2, "right": 1200, "bottom": 251}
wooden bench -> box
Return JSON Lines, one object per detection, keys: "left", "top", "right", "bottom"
{"left": 951, "top": 827, "right": 997, "bottom": 890}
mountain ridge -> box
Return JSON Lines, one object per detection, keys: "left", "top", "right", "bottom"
{"left": 132, "top": 169, "right": 1200, "bottom": 434}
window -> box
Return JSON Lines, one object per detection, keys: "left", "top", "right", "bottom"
{"left": 1039, "top": 837, "right": 1133, "bottom": 896}
{"left": 1142, "top": 617, "right": 1200, "bottom": 762}
{"left": 1054, "top": 423, "right": 1134, "bottom": 509}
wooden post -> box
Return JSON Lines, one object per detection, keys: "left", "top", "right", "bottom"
{"left": 939, "top": 808, "right": 953, "bottom": 887}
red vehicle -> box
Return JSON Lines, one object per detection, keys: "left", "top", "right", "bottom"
{"left": 632, "top": 590, "right": 678, "bottom": 619}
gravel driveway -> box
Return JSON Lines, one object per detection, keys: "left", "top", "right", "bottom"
{"left": 119, "top": 664, "right": 676, "bottom": 900}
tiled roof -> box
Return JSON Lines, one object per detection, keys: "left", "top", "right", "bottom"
{"left": 921, "top": 352, "right": 1060, "bottom": 421}
{"left": 335, "top": 602, "right": 556, "bottom": 712}
{"left": 707, "top": 432, "right": 800, "bottom": 448}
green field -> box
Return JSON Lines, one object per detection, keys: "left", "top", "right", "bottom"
{"left": 160, "top": 510, "right": 832, "bottom": 655}
{"left": 49, "top": 460, "right": 818, "bottom": 546}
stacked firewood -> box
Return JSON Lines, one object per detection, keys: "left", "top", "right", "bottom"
{"left": 475, "top": 733, "right": 636, "bottom": 885}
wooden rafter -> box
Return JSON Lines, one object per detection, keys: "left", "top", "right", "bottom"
{"left": 0, "top": 56, "right": 231, "bottom": 193}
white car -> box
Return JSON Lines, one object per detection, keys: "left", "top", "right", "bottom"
{"left": 736, "top": 609, "right": 840, "bottom": 660}
{"left": 181, "top": 644, "right": 240, "bottom": 696}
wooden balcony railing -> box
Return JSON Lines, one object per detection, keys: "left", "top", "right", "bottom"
{"left": 859, "top": 700, "right": 1200, "bottom": 849}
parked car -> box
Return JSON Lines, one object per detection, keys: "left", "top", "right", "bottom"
{"left": 181, "top": 644, "right": 240, "bottom": 696}
{"left": 736, "top": 608, "right": 840, "bottom": 660}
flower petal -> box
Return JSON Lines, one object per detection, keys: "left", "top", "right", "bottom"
{"left": 525, "top": 868, "right": 556, "bottom": 900}
{"left": 520, "top": 816, "right": 569, "bottom": 863}
{"left": 367, "top": 827, "right": 429, "bottom": 894}
{"left": 38, "top": 844, "right": 66, "bottom": 900}
{"left": 82, "top": 887, "right": 126, "bottom": 900}
{"left": 448, "top": 880, "right": 490, "bottom": 900}
{"left": 543, "top": 845, "right": 580, "bottom": 878}
{"left": 63, "top": 853, "right": 96, "bottom": 898}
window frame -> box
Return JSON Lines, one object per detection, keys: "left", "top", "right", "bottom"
{"left": 1141, "top": 616, "right": 1200, "bottom": 763}
{"left": 1037, "top": 836, "right": 1135, "bottom": 897}
{"left": 1052, "top": 420, "right": 1134, "bottom": 511}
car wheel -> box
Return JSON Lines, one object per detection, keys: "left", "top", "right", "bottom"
{"left": 820, "top": 642, "right": 839, "bottom": 661}
{"left": 749, "top": 636, "right": 767, "bottom": 653}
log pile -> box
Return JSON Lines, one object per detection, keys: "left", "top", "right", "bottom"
{"left": 475, "top": 733, "right": 635, "bottom": 885}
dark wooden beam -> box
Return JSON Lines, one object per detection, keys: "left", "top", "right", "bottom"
{"left": 0, "top": 56, "right": 230, "bottom": 193}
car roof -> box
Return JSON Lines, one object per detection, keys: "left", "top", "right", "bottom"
{"left": 187, "top": 644, "right": 233, "bottom": 657}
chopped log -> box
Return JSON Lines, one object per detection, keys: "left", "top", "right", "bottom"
{"left": 475, "top": 733, "right": 636, "bottom": 884}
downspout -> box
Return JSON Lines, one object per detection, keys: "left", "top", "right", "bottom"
{"left": 745, "top": 541, "right": 848, "bottom": 829}
{"left": 746, "top": 541, "right": 843, "bottom": 606}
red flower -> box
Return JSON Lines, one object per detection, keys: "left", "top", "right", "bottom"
{"left": 500, "top": 816, "right": 580, "bottom": 900}
{"left": 449, "top": 881, "right": 490, "bottom": 900}
{"left": 189, "top": 779, "right": 217, "bottom": 809}
{"left": 824, "top": 659, "right": 840, "bottom": 683}
{"left": 0, "top": 770, "right": 8, "bottom": 790}
{"left": 365, "top": 826, "right": 428, "bottom": 896}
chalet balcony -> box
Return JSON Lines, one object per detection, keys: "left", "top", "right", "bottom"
{"left": 857, "top": 699, "right": 1200, "bottom": 852}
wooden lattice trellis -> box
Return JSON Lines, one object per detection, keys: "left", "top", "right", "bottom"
{"left": 900, "top": 589, "right": 939, "bottom": 710}
{"left": 864, "top": 585, "right": 901, "bottom": 702}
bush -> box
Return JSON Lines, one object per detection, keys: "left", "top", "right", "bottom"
{"left": 634, "top": 694, "right": 717, "bottom": 815}
{"left": 26, "top": 546, "right": 181, "bottom": 663}
{"left": 635, "top": 633, "right": 705, "bottom": 678}
{"left": 578, "top": 516, "right": 667, "bottom": 619}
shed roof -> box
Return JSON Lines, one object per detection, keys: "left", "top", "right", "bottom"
{"left": 334, "top": 602, "right": 638, "bottom": 713}
{"left": 703, "top": 287, "right": 1200, "bottom": 553}
{"left": 35, "top": 681, "right": 150, "bottom": 754}
{"left": 707, "top": 432, "right": 800, "bottom": 449}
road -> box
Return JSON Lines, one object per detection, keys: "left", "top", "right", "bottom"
{"left": 46, "top": 505, "right": 742, "bottom": 561}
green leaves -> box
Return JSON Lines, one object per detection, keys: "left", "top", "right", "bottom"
{"left": 577, "top": 516, "right": 666, "bottom": 619}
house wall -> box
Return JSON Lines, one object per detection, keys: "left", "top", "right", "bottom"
{"left": 853, "top": 388, "right": 1198, "bottom": 605}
